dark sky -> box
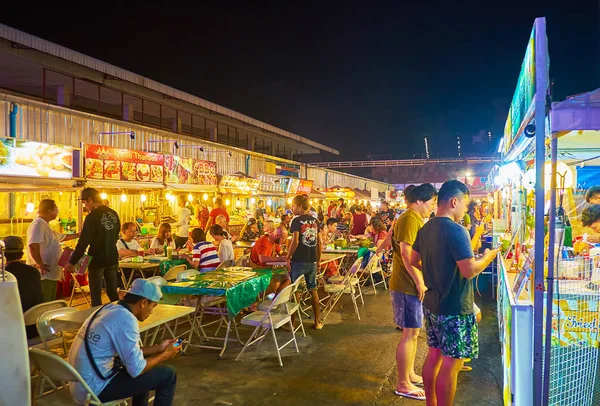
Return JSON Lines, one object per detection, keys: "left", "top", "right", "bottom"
{"left": 3, "top": 1, "right": 599, "bottom": 160}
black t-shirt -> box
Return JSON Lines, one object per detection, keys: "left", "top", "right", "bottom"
{"left": 71, "top": 205, "right": 121, "bottom": 268}
{"left": 290, "top": 214, "right": 320, "bottom": 263}
{"left": 413, "top": 217, "right": 474, "bottom": 315}
{"left": 7, "top": 261, "right": 43, "bottom": 339}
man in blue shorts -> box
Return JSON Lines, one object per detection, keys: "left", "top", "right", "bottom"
{"left": 386, "top": 183, "right": 437, "bottom": 401}
{"left": 411, "top": 180, "right": 498, "bottom": 406}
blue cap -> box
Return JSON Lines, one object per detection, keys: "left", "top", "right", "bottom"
{"left": 124, "top": 279, "right": 162, "bottom": 303}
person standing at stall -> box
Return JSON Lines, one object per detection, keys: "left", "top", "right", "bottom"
{"left": 205, "top": 197, "right": 229, "bottom": 233}
{"left": 410, "top": 180, "right": 498, "bottom": 406}
{"left": 65, "top": 188, "right": 120, "bottom": 307}
{"left": 255, "top": 200, "right": 267, "bottom": 233}
{"left": 27, "top": 199, "right": 80, "bottom": 302}
{"left": 173, "top": 195, "right": 191, "bottom": 249}
{"left": 194, "top": 199, "right": 210, "bottom": 231}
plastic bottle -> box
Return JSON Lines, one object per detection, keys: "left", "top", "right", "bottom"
{"left": 167, "top": 246, "right": 173, "bottom": 260}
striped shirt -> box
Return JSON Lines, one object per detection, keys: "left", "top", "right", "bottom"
{"left": 192, "top": 241, "right": 220, "bottom": 271}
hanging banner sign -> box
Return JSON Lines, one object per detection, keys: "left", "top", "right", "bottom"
{"left": 164, "top": 155, "right": 217, "bottom": 185}
{"left": 85, "top": 144, "right": 164, "bottom": 182}
{"left": 287, "top": 179, "right": 314, "bottom": 195}
{"left": 0, "top": 137, "right": 78, "bottom": 179}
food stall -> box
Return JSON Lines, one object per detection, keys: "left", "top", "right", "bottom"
{"left": 0, "top": 137, "right": 82, "bottom": 244}
{"left": 257, "top": 173, "right": 290, "bottom": 222}
{"left": 83, "top": 144, "right": 165, "bottom": 247}
{"left": 495, "top": 18, "right": 600, "bottom": 406}
{"left": 219, "top": 173, "right": 260, "bottom": 236}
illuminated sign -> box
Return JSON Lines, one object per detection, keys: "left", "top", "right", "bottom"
{"left": 287, "top": 179, "right": 314, "bottom": 195}
{"left": 0, "top": 138, "right": 78, "bottom": 179}
{"left": 85, "top": 144, "right": 164, "bottom": 182}
{"left": 164, "top": 155, "right": 217, "bottom": 186}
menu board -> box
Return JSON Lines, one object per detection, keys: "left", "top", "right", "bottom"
{"left": 0, "top": 137, "right": 77, "bottom": 179}
{"left": 258, "top": 173, "right": 290, "bottom": 193}
{"left": 164, "top": 155, "right": 217, "bottom": 185}
{"left": 85, "top": 144, "right": 164, "bottom": 182}
{"left": 287, "top": 179, "right": 314, "bottom": 195}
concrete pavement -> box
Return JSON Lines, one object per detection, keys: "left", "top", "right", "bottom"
{"left": 165, "top": 289, "right": 503, "bottom": 405}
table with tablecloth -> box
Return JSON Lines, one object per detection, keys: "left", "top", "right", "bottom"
{"left": 159, "top": 259, "right": 188, "bottom": 276}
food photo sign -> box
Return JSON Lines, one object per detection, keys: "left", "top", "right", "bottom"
{"left": 0, "top": 137, "right": 79, "bottom": 179}
{"left": 164, "top": 155, "right": 217, "bottom": 185}
{"left": 85, "top": 144, "right": 164, "bottom": 183}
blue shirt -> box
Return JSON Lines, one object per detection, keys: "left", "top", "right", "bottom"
{"left": 68, "top": 304, "right": 146, "bottom": 403}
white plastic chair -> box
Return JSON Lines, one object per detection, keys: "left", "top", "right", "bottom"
{"left": 259, "top": 275, "right": 306, "bottom": 338}
{"left": 147, "top": 276, "right": 168, "bottom": 286}
{"left": 23, "top": 300, "right": 68, "bottom": 348}
{"left": 37, "top": 307, "right": 80, "bottom": 356}
{"left": 29, "top": 348, "right": 128, "bottom": 405}
{"left": 322, "top": 261, "right": 364, "bottom": 321}
{"left": 163, "top": 264, "right": 187, "bottom": 281}
{"left": 176, "top": 269, "right": 200, "bottom": 281}
{"left": 235, "top": 284, "right": 299, "bottom": 366}
{"left": 360, "top": 253, "right": 388, "bottom": 294}
{"left": 68, "top": 272, "right": 91, "bottom": 307}
{"left": 216, "top": 260, "right": 235, "bottom": 270}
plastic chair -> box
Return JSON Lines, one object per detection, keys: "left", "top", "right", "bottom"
{"left": 147, "top": 276, "right": 168, "bottom": 286}
{"left": 360, "top": 253, "right": 388, "bottom": 294}
{"left": 235, "top": 283, "right": 299, "bottom": 366}
{"left": 176, "top": 269, "right": 200, "bottom": 281}
{"left": 322, "top": 262, "right": 364, "bottom": 321}
{"left": 216, "top": 260, "right": 235, "bottom": 270}
{"left": 259, "top": 275, "right": 306, "bottom": 338}
{"left": 23, "top": 300, "right": 68, "bottom": 348}
{"left": 29, "top": 348, "right": 127, "bottom": 405}
{"left": 163, "top": 264, "right": 187, "bottom": 281}
{"left": 37, "top": 307, "right": 80, "bottom": 356}
{"left": 68, "top": 272, "right": 91, "bottom": 307}
{"left": 235, "top": 254, "right": 250, "bottom": 267}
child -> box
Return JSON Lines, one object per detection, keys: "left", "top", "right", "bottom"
{"left": 182, "top": 228, "right": 220, "bottom": 272}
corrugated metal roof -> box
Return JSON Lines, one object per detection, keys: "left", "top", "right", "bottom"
{"left": 0, "top": 23, "right": 339, "bottom": 155}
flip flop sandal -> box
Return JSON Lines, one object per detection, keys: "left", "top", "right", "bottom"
{"left": 314, "top": 322, "right": 324, "bottom": 330}
{"left": 394, "top": 389, "right": 426, "bottom": 401}
{"left": 412, "top": 379, "right": 424, "bottom": 386}
{"left": 461, "top": 365, "right": 473, "bottom": 372}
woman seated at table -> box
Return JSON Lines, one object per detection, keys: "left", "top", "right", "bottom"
{"left": 240, "top": 218, "right": 261, "bottom": 242}
{"left": 207, "top": 214, "right": 236, "bottom": 243}
{"left": 210, "top": 224, "right": 235, "bottom": 263}
{"left": 117, "top": 222, "right": 156, "bottom": 258}
{"left": 149, "top": 223, "right": 176, "bottom": 255}
{"left": 356, "top": 218, "right": 387, "bottom": 249}
{"left": 181, "top": 228, "right": 220, "bottom": 272}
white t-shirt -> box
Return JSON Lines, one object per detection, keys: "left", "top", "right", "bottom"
{"left": 68, "top": 303, "right": 146, "bottom": 404}
{"left": 26, "top": 217, "right": 64, "bottom": 281}
{"left": 217, "top": 239, "right": 235, "bottom": 263}
{"left": 116, "top": 238, "right": 142, "bottom": 253}
{"left": 150, "top": 237, "right": 176, "bottom": 253}
{"left": 173, "top": 207, "right": 191, "bottom": 238}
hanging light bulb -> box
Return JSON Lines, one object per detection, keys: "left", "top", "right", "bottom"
{"left": 267, "top": 199, "right": 272, "bottom": 206}
{"left": 140, "top": 194, "right": 147, "bottom": 203}
{"left": 188, "top": 193, "right": 194, "bottom": 202}
{"left": 59, "top": 192, "right": 63, "bottom": 196}
{"left": 166, "top": 192, "right": 172, "bottom": 201}
{"left": 287, "top": 197, "right": 292, "bottom": 204}
{"left": 120, "top": 193, "right": 127, "bottom": 202}
{"left": 236, "top": 200, "right": 241, "bottom": 207}
{"left": 225, "top": 199, "right": 231, "bottom": 206}
{"left": 213, "top": 197, "right": 216, "bottom": 203}
{"left": 100, "top": 192, "right": 107, "bottom": 200}
{"left": 26, "top": 202, "right": 34, "bottom": 213}
{"left": 203, "top": 193, "right": 209, "bottom": 201}
{"left": 250, "top": 197, "right": 256, "bottom": 204}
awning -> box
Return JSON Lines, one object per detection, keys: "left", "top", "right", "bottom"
{"left": 85, "top": 180, "right": 165, "bottom": 191}
{"left": 552, "top": 88, "right": 600, "bottom": 133}
{"left": 165, "top": 183, "right": 218, "bottom": 193}
{"left": 0, "top": 177, "right": 81, "bottom": 192}
{"left": 353, "top": 188, "right": 371, "bottom": 199}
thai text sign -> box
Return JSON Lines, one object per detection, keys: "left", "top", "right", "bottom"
{"left": 85, "top": 144, "right": 164, "bottom": 182}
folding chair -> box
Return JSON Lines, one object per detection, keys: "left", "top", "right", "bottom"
{"left": 163, "top": 264, "right": 187, "bottom": 281}
{"left": 235, "top": 284, "right": 299, "bottom": 366}
{"left": 216, "top": 259, "right": 235, "bottom": 270}
{"left": 177, "top": 269, "right": 200, "bottom": 281}
{"left": 29, "top": 348, "right": 128, "bottom": 405}
{"left": 322, "top": 262, "right": 363, "bottom": 321}
{"left": 235, "top": 254, "right": 250, "bottom": 267}
{"left": 146, "top": 276, "right": 168, "bottom": 286}
{"left": 360, "top": 253, "right": 388, "bottom": 294}
{"left": 259, "top": 275, "right": 306, "bottom": 337}
{"left": 24, "top": 300, "right": 68, "bottom": 348}
{"left": 68, "top": 272, "right": 91, "bottom": 307}
{"left": 37, "top": 307, "right": 79, "bottom": 356}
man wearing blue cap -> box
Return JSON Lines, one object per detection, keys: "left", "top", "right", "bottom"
{"left": 68, "top": 279, "right": 180, "bottom": 406}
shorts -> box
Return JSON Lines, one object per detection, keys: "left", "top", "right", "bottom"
{"left": 290, "top": 262, "right": 318, "bottom": 290}
{"left": 423, "top": 307, "right": 479, "bottom": 360}
{"left": 391, "top": 290, "right": 423, "bottom": 328}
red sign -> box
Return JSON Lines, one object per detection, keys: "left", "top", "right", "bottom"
{"left": 164, "top": 155, "right": 217, "bottom": 185}
{"left": 287, "top": 179, "right": 314, "bottom": 195}
{"left": 85, "top": 144, "right": 164, "bottom": 182}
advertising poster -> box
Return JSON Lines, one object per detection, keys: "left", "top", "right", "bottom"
{"left": 0, "top": 137, "right": 77, "bottom": 179}
{"left": 85, "top": 144, "right": 164, "bottom": 182}
{"left": 164, "top": 155, "right": 217, "bottom": 185}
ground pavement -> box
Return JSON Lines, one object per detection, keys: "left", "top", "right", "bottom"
{"left": 164, "top": 288, "right": 503, "bottom": 406}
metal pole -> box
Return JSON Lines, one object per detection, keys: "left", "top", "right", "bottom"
{"left": 532, "top": 17, "right": 549, "bottom": 406}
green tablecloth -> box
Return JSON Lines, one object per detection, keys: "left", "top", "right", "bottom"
{"left": 161, "top": 269, "right": 272, "bottom": 318}
{"left": 159, "top": 259, "right": 188, "bottom": 276}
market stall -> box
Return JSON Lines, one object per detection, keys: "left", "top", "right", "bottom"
{"left": 83, "top": 143, "right": 165, "bottom": 247}
{"left": 219, "top": 173, "right": 260, "bottom": 236}
{"left": 256, "top": 173, "right": 291, "bottom": 223}
{"left": 0, "top": 137, "right": 82, "bottom": 245}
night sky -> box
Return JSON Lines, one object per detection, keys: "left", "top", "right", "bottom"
{"left": 3, "top": 1, "right": 599, "bottom": 160}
